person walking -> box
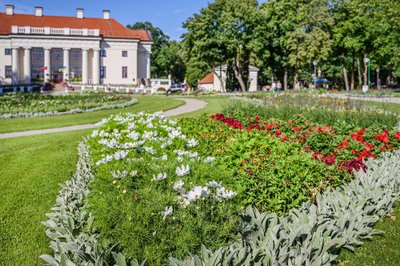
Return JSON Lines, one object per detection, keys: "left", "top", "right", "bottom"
{"left": 277, "top": 81, "right": 282, "bottom": 93}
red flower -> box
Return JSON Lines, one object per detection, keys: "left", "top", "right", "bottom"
{"left": 342, "top": 140, "right": 349, "bottom": 148}
{"left": 395, "top": 132, "right": 400, "bottom": 141}
{"left": 375, "top": 130, "right": 389, "bottom": 144}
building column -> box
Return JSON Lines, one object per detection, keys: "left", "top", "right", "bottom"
{"left": 145, "top": 52, "right": 151, "bottom": 79}
{"left": 92, "top": 49, "right": 100, "bottom": 84}
{"left": 82, "top": 48, "right": 88, "bottom": 84}
{"left": 63, "top": 48, "right": 70, "bottom": 81}
{"left": 44, "top": 47, "right": 51, "bottom": 82}
{"left": 12, "top": 48, "right": 19, "bottom": 84}
{"left": 23, "top": 47, "right": 31, "bottom": 84}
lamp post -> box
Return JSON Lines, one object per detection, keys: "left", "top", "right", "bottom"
{"left": 313, "top": 60, "right": 318, "bottom": 89}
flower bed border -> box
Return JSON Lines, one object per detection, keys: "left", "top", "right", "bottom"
{"left": 42, "top": 122, "right": 400, "bottom": 266}
{"left": 0, "top": 98, "right": 138, "bottom": 119}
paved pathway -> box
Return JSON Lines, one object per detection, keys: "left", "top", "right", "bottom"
{"left": 0, "top": 98, "right": 207, "bottom": 139}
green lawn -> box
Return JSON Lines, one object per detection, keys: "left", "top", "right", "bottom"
{"left": 0, "top": 129, "right": 91, "bottom": 265}
{"left": 337, "top": 203, "right": 400, "bottom": 265}
{"left": 0, "top": 96, "right": 184, "bottom": 133}
{"left": 173, "top": 95, "right": 229, "bottom": 119}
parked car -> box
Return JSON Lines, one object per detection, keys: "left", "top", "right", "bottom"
{"left": 166, "top": 84, "right": 185, "bottom": 95}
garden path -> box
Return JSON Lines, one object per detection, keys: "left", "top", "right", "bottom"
{"left": 0, "top": 98, "right": 207, "bottom": 139}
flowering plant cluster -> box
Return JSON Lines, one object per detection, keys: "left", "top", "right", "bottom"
{"left": 0, "top": 93, "right": 136, "bottom": 118}
{"left": 211, "top": 112, "right": 400, "bottom": 174}
{"left": 87, "top": 112, "right": 239, "bottom": 264}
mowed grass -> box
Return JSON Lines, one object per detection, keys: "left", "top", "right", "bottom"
{"left": 173, "top": 95, "right": 229, "bottom": 119}
{"left": 0, "top": 129, "right": 91, "bottom": 265}
{"left": 337, "top": 203, "right": 400, "bottom": 265}
{"left": 0, "top": 95, "right": 184, "bottom": 133}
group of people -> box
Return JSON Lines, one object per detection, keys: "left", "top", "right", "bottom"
{"left": 271, "top": 81, "right": 282, "bottom": 92}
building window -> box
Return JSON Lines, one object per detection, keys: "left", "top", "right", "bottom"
{"left": 5, "top": 48, "right": 12, "bottom": 55}
{"left": 100, "top": 66, "right": 106, "bottom": 79}
{"left": 122, "top": 51, "right": 128, "bottom": 57}
{"left": 122, "top": 66, "right": 127, "bottom": 78}
{"left": 100, "top": 50, "right": 106, "bottom": 57}
{"left": 5, "top": 65, "right": 12, "bottom": 78}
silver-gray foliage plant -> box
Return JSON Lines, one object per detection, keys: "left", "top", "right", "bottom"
{"left": 42, "top": 142, "right": 400, "bottom": 265}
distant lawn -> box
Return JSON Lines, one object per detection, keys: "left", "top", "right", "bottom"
{"left": 173, "top": 95, "right": 229, "bottom": 119}
{"left": 0, "top": 95, "right": 183, "bottom": 133}
{"left": 337, "top": 203, "right": 400, "bottom": 265}
{"left": 0, "top": 129, "right": 91, "bottom": 265}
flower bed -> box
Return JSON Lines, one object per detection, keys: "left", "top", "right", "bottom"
{"left": 0, "top": 93, "right": 137, "bottom": 118}
{"left": 42, "top": 96, "right": 400, "bottom": 265}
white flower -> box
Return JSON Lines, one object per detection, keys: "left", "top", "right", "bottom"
{"left": 176, "top": 196, "right": 190, "bottom": 208}
{"left": 96, "top": 155, "right": 113, "bottom": 165}
{"left": 216, "top": 187, "right": 237, "bottom": 200}
{"left": 91, "top": 130, "right": 99, "bottom": 138}
{"left": 114, "top": 150, "right": 128, "bottom": 160}
{"left": 177, "top": 156, "right": 184, "bottom": 162}
{"left": 127, "top": 131, "right": 140, "bottom": 140}
{"left": 130, "top": 170, "right": 138, "bottom": 177}
{"left": 152, "top": 172, "right": 167, "bottom": 181}
{"left": 176, "top": 164, "right": 190, "bottom": 176}
{"left": 168, "top": 128, "right": 182, "bottom": 139}
{"left": 186, "top": 139, "right": 198, "bottom": 148}
{"left": 144, "top": 146, "right": 157, "bottom": 155}
{"left": 206, "top": 180, "right": 222, "bottom": 188}
{"left": 186, "top": 186, "right": 209, "bottom": 202}
{"left": 173, "top": 180, "right": 185, "bottom": 192}
{"left": 112, "top": 170, "right": 127, "bottom": 179}
{"left": 204, "top": 156, "right": 216, "bottom": 163}
{"left": 161, "top": 206, "right": 173, "bottom": 220}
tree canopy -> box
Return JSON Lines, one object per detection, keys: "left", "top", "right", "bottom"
{"left": 131, "top": 1, "right": 400, "bottom": 90}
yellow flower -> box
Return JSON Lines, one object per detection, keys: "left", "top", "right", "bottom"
{"left": 112, "top": 180, "right": 117, "bottom": 184}
{"left": 122, "top": 189, "right": 127, "bottom": 194}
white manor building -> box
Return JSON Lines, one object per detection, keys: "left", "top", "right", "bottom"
{"left": 0, "top": 5, "right": 153, "bottom": 86}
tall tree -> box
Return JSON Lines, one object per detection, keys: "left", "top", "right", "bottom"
{"left": 286, "top": 0, "right": 333, "bottom": 88}
{"left": 183, "top": 0, "right": 260, "bottom": 91}
{"left": 127, "top": 21, "right": 170, "bottom": 78}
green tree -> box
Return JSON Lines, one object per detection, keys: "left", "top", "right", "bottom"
{"left": 127, "top": 21, "right": 170, "bottom": 78}
{"left": 183, "top": 0, "right": 261, "bottom": 91}
{"left": 157, "top": 41, "right": 186, "bottom": 82}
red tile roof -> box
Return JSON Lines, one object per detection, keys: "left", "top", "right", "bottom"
{"left": 198, "top": 72, "right": 214, "bottom": 84}
{"left": 0, "top": 13, "right": 152, "bottom": 41}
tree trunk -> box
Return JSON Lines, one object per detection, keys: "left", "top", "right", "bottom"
{"left": 284, "top": 68, "right": 288, "bottom": 90}
{"left": 363, "top": 54, "right": 368, "bottom": 85}
{"left": 233, "top": 60, "right": 247, "bottom": 91}
{"left": 376, "top": 67, "right": 380, "bottom": 89}
{"left": 357, "top": 58, "right": 362, "bottom": 87}
{"left": 343, "top": 67, "right": 349, "bottom": 91}
{"left": 293, "top": 63, "right": 299, "bottom": 90}
{"left": 213, "top": 69, "right": 225, "bottom": 92}
{"left": 351, "top": 54, "right": 355, "bottom": 90}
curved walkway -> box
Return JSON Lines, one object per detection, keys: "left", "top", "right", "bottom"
{"left": 0, "top": 98, "right": 207, "bottom": 139}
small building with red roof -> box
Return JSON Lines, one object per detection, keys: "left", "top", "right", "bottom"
{"left": 198, "top": 65, "right": 259, "bottom": 92}
{"left": 0, "top": 5, "right": 153, "bottom": 85}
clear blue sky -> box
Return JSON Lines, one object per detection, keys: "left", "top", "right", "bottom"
{"left": 1, "top": 0, "right": 264, "bottom": 40}
{"left": 0, "top": 0, "right": 214, "bottom": 40}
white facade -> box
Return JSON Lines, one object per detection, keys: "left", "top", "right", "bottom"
{"left": 199, "top": 65, "right": 259, "bottom": 92}
{"left": 0, "top": 6, "right": 152, "bottom": 85}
